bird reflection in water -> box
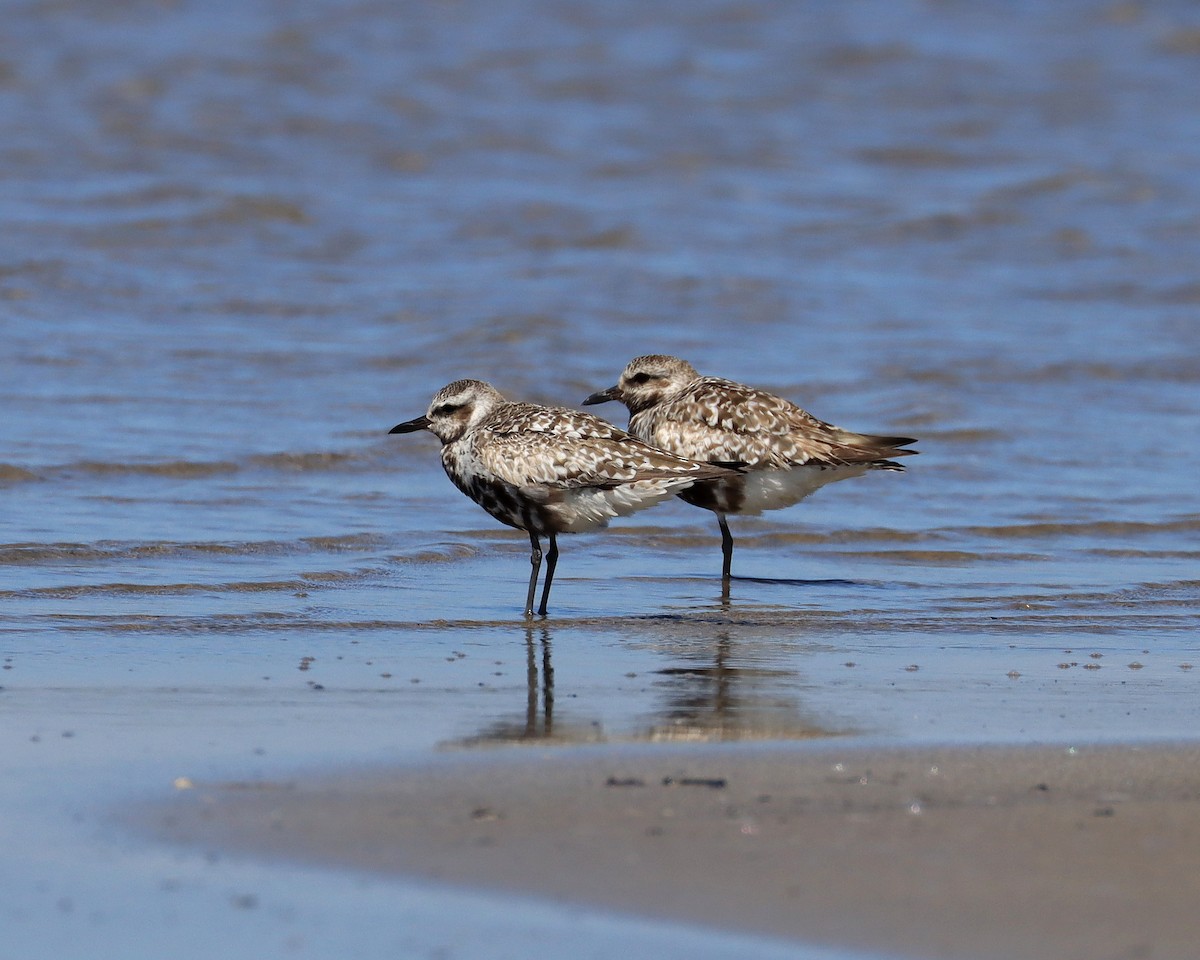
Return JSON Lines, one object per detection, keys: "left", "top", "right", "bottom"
{"left": 523, "top": 623, "right": 553, "bottom": 739}
{"left": 453, "top": 625, "right": 579, "bottom": 746}
{"left": 646, "top": 630, "right": 839, "bottom": 743}
{"left": 453, "top": 623, "right": 841, "bottom": 748}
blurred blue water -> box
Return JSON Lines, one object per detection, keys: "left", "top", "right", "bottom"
{"left": 2, "top": 0, "right": 1199, "bottom": 956}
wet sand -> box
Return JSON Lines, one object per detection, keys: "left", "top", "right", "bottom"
{"left": 8, "top": 0, "right": 1200, "bottom": 955}
{"left": 144, "top": 740, "right": 1200, "bottom": 960}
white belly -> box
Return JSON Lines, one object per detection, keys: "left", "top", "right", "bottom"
{"left": 728, "top": 464, "right": 869, "bottom": 516}
{"left": 538, "top": 477, "right": 697, "bottom": 533}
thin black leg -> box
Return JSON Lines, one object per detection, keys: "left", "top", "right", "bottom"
{"left": 718, "top": 513, "right": 733, "bottom": 581}
{"left": 525, "top": 531, "right": 542, "bottom": 619}
{"left": 536, "top": 532, "right": 558, "bottom": 617}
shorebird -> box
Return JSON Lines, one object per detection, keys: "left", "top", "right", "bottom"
{"left": 584, "top": 355, "right": 917, "bottom": 582}
{"left": 389, "top": 379, "right": 736, "bottom": 617}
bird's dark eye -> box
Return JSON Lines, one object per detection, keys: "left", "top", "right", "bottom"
{"left": 629, "top": 372, "right": 655, "bottom": 385}
{"left": 433, "top": 401, "right": 465, "bottom": 417}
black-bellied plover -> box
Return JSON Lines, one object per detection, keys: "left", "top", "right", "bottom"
{"left": 390, "top": 379, "right": 736, "bottom": 617}
{"left": 584, "top": 355, "right": 917, "bottom": 582}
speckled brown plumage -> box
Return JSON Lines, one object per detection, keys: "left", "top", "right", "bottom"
{"left": 584, "top": 355, "right": 917, "bottom": 581}
{"left": 390, "top": 378, "right": 734, "bottom": 617}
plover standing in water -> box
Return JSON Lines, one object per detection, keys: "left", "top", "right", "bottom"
{"left": 390, "top": 379, "right": 736, "bottom": 617}
{"left": 584, "top": 355, "right": 917, "bottom": 582}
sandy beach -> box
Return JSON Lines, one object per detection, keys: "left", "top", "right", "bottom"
{"left": 141, "top": 740, "right": 1200, "bottom": 960}
{"left": 6, "top": 1, "right": 1200, "bottom": 957}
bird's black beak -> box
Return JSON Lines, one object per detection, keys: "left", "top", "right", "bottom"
{"left": 581, "top": 386, "right": 619, "bottom": 406}
{"left": 388, "top": 415, "right": 430, "bottom": 434}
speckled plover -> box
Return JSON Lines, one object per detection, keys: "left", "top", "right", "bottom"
{"left": 584, "top": 355, "right": 917, "bottom": 581}
{"left": 390, "top": 378, "right": 736, "bottom": 617}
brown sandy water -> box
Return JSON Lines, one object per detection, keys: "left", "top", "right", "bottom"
{"left": 145, "top": 741, "right": 1200, "bottom": 960}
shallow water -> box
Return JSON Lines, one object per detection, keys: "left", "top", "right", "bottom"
{"left": 3, "top": 0, "right": 1199, "bottom": 956}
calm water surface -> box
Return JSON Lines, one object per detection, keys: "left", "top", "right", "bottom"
{"left": 2, "top": 0, "right": 1199, "bottom": 957}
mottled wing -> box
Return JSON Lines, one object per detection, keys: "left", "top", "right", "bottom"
{"left": 478, "top": 403, "right": 723, "bottom": 489}
{"left": 634, "top": 378, "right": 912, "bottom": 468}
{"left": 484, "top": 401, "right": 630, "bottom": 442}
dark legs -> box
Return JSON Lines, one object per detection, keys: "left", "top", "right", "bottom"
{"left": 537, "top": 532, "right": 558, "bottom": 617}
{"left": 525, "top": 531, "right": 542, "bottom": 619}
{"left": 718, "top": 513, "right": 734, "bottom": 581}
{"left": 717, "top": 514, "right": 734, "bottom": 605}
{"left": 525, "top": 531, "right": 559, "bottom": 618}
